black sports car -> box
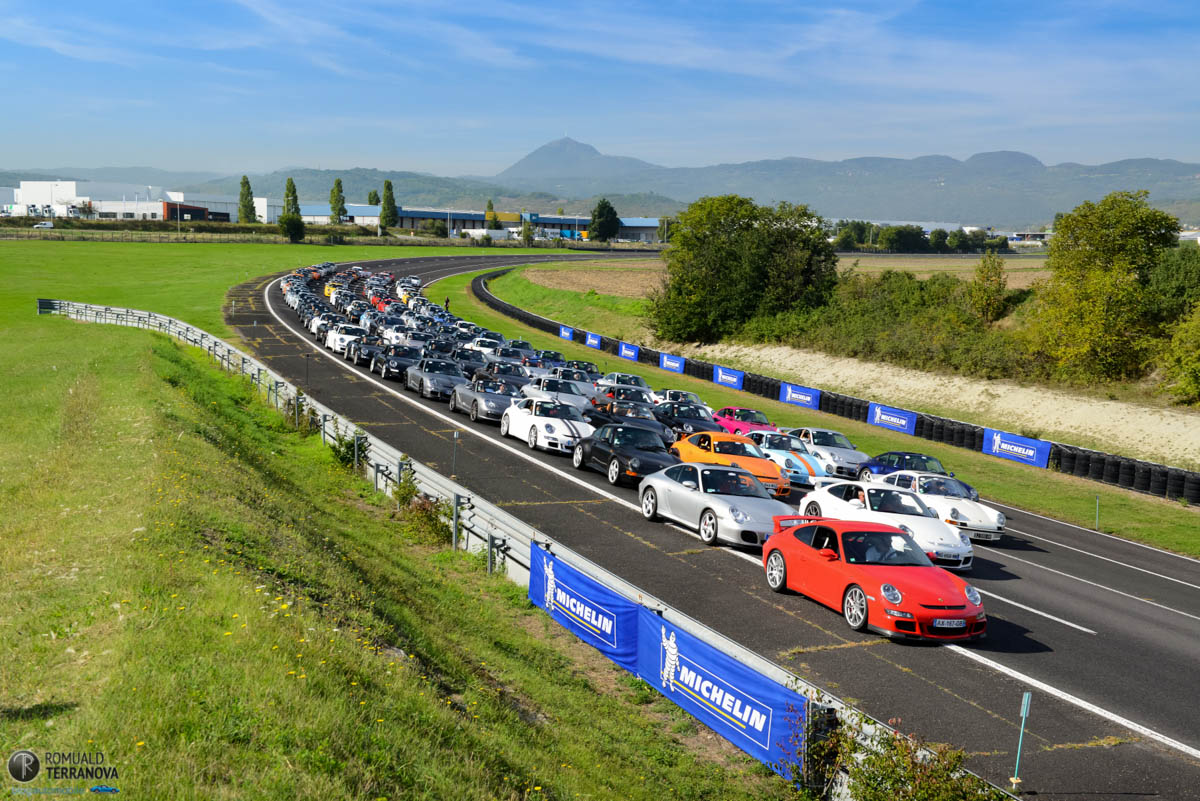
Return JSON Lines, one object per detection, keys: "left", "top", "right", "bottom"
{"left": 585, "top": 400, "right": 676, "bottom": 446}
{"left": 652, "top": 401, "right": 724, "bottom": 437}
{"left": 372, "top": 344, "right": 423, "bottom": 381}
{"left": 572, "top": 424, "right": 680, "bottom": 485}
{"left": 346, "top": 336, "right": 386, "bottom": 366}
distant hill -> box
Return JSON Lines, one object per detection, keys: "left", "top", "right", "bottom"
{"left": 0, "top": 170, "right": 76, "bottom": 186}
{"left": 492, "top": 139, "right": 1200, "bottom": 228}
{"left": 23, "top": 166, "right": 224, "bottom": 187}
{"left": 180, "top": 167, "right": 684, "bottom": 217}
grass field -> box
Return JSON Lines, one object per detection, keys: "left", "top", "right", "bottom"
{"left": 431, "top": 267, "right": 1200, "bottom": 557}
{"left": 0, "top": 241, "right": 795, "bottom": 800}
{"left": 489, "top": 266, "right": 652, "bottom": 342}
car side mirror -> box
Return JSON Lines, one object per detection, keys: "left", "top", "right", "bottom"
{"left": 817, "top": 548, "right": 838, "bottom": 561}
{"left": 949, "top": 472, "right": 955, "bottom": 477}
{"left": 682, "top": 480, "right": 698, "bottom": 491}
{"left": 849, "top": 499, "right": 865, "bottom": 509}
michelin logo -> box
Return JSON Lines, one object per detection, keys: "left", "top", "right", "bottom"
{"left": 874, "top": 406, "right": 908, "bottom": 429}
{"left": 544, "top": 556, "right": 617, "bottom": 646}
{"left": 992, "top": 431, "right": 1036, "bottom": 461}
{"left": 786, "top": 386, "right": 814, "bottom": 405}
{"left": 661, "top": 354, "right": 683, "bottom": 372}
{"left": 586, "top": 332, "right": 601, "bottom": 348}
{"left": 716, "top": 368, "right": 741, "bottom": 387}
{"left": 659, "top": 626, "right": 771, "bottom": 746}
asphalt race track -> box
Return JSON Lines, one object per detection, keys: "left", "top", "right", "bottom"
{"left": 227, "top": 253, "right": 1200, "bottom": 799}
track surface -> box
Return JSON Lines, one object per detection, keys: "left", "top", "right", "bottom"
{"left": 228, "top": 254, "right": 1200, "bottom": 799}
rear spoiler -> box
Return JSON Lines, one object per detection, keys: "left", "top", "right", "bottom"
{"left": 772, "top": 515, "right": 831, "bottom": 534}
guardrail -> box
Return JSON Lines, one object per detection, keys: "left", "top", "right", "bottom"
{"left": 471, "top": 270, "right": 1200, "bottom": 504}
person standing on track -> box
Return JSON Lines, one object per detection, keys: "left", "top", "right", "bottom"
{"left": 444, "top": 296, "right": 450, "bottom": 313}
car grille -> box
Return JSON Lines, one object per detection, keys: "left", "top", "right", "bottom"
{"left": 920, "top": 604, "right": 966, "bottom": 610}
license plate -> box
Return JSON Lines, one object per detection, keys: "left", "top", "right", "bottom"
{"left": 935, "top": 552, "right": 959, "bottom": 560}
{"left": 564, "top": 439, "right": 575, "bottom": 447}
{"left": 933, "top": 618, "right": 967, "bottom": 628}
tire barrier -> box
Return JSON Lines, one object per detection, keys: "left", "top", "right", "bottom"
{"left": 471, "top": 273, "right": 1200, "bottom": 504}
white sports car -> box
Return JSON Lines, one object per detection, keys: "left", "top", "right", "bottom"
{"left": 796, "top": 481, "right": 974, "bottom": 570}
{"left": 500, "top": 399, "right": 596, "bottom": 454}
{"left": 881, "top": 471, "right": 1005, "bottom": 542}
{"left": 520, "top": 377, "right": 593, "bottom": 412}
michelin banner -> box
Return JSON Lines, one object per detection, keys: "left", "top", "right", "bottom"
{"left": 558, "top": 324, "right": 574, "bottom": 340}
{"left": 619, "top": 342, "right": 640, "bottom": 361}
{"left": 585, "top": 332, "right": 602, "bottom": 349}
{"left": 867, "top": 402, "right": 917, "bottom": 435}
{"left": 637, "top": 609, "right": 805, "bottom": 772}
{"left": 713, "top": 365, "right": 745, "bottom": 391}
{"left": 982, "top": 428, "right": 1051, "bottom": 469}
{"left": 529, "top": 546, "right": 639, "bottom": 672}
{"left": 659, "top": 353, "right": 685, "bottom": 373}
{"left": 779, "top": 382, "right": 821, "bottom": 410}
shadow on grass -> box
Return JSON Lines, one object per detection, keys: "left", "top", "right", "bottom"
{"left": 0, "top": 701, "right": 78, "bottom": 721}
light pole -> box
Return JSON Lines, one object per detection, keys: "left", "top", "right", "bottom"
{"left": 304, "top": 353, "right": 311, "bottom": 388}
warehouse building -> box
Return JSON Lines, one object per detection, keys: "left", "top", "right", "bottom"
{"left": 1, "top": 180, "right": 283, "bottom": 223}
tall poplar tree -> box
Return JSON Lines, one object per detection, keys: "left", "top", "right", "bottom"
{"left": 380, "top": 180, "right": 399, "bottom": 227}
{"left": 367, "top": 189, "right": 380, "bottom": 205}
{"left": 238, "top": 175, "right": 257, "bottom": 223}
{"left": 329, "top": 179, "right": 347, "bottom": 224}
{"left": 278, "top": 177, "right": 305, "bottom": 242}
{"left": 283, "top": 177, "right": 301, "bottom": 216}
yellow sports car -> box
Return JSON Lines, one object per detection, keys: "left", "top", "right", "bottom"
{"left": 669, "top": 432, "right": 790, "bottom": 497}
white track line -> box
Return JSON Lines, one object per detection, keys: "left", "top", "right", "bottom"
{"left": 946, "top": 645, "right": 1200, "bottom": 760}
{"left": 975, "top": 589, "right": 1096, "bottom": 634}
{"left": 976, "top": 545, "right": 1200, "bottom": 624}
{"left": 267, "top": 268, "right": 1200, "bottom": 762}
{"left": 1006, "top": 526, "right": 1200, "bottom": 591}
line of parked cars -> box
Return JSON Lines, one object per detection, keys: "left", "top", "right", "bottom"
{"left": 279, "top": 265, "right": 999, "bottom": 642}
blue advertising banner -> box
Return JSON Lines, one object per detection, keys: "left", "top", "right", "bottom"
{"left": 712, "top": 365, "right": 745, "bottom": 391}
{"left": 558, "top": 324, "right": 574, "bottom": 340}
{"left": 529, "top": 546, "right": 639, "bottom": 672}
{"left": 868, "top": 402, "right": 918, "bottom": 435}
{"left": 585, "top": 332, "right": 602, "bottom": 349}
{"left": 659, "top": 353, "right": 685, "bottom": 373}
{"left": 637, "top": 609, "right": 805, "bottom": 772}
{"left": 778, "top": 382, "right": 821, "bottom": 410}
{"left": 982, "top": 428, "right": 1051, "bottom": 469}
{"left": 619, "top": 342, "right": 640, "bottom": 361}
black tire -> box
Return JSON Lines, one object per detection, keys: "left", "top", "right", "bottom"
{"left": 641, "top": 488, "right": 659, "bottom": 521}
{"left": 804, "top": 502, "right": 821, "bottom": 516}
{"left": 448, "top": 394, "right": 457, "bottom": 413}
{"left": 370, "top": 357, "right": 377, "bottom": 374}
{"left": 843, "top": 585, "right": 869, "bottom": 632}
{"left": 572, "top": 444, "right": 587, "bottom": 470}
{"left": 765, "top": 550, "right": 788, "bottom": 593}
{"left": 470, "top": 402, "right": 480, "bottom": 423}
{"left": 699, "top": 509, "right": 719, "bottom": 546}
{"left": 607, "top": 458, "right": 623, "bottom": 485}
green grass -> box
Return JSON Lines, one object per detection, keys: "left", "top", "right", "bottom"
{"left": 488, "top": 268, "right": 651, "bottom": 341}
{"left": 0, "top": 241, "right": 797, "bottom": 800}
{"left": 430, "top": 267, "right": 1200, "bottom": 557}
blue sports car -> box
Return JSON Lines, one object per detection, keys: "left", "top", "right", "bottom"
{"left": 856, "top": 451, "right": 978, "bottom": 499}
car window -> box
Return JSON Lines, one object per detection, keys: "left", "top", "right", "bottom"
{"left": 613, "top": 428, "right": 662, "bottom": 450}
{"left": 811, "top": 526, "right": 839, "bottom": 555}
{"left": 843, "top": 531, "right": 932, "bottom": 566}
{"left": 811, "top": 431, "right": 854, "bottom": 449}
{"left": 894, "top": 475, "right": 914, "bottom": 490}
{"left": 910, "top": 455, "right": 947, "bottom": 474}
{"left": 700, "top": 468, "right": 769, "bottom": 498}
{"left": 791, "top": 525, "right": 816, "bottom": 547}
{"left": 866, "top": 488, "right": 932, "bottom": 517}
{"left": 669, "top": 465, "right": 697, "bottom": 485}
{"left": 713, "top": 440, "right": 763, "bottom": 458}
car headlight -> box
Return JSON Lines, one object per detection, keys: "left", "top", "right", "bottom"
{"left": 825, "top": 464, "right": 835, "bottom": 473}
{"left": 997, "top": 512, "right": 1006, "bottom": 527}
{"left": 629, "top": 458, "right": 642, "bottom": 471}
{"left": 683, "top": 423, "right": 694, "bottom": 433}
{"left": 830, "top": 452, "right": 843, "bottom": 462}
{"left": 898, "top": 525, "right": 913, "bottom": 536}
{"left": 959, "top": 532, "right": 971, "bottom": 546}
{"left": 881, "top": 583, "right": 902, "bottom": 605}
{"left": 964, "top": 585, "right": 982, "bottom": 606}
{"left": 728, "top": 507, "right": 750, "bottom": 524}
{"left": 949, "top": 507, "right": 961, "bottom": 521}
{"left": 784, "top": 458, "right": 798, "bottom": 469}
{"left": 544, "top": 423, "right": 556, "bottom": 433}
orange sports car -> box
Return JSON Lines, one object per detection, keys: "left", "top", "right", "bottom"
{"left": 669, "top": 431, "right": 791, "bottom": 497}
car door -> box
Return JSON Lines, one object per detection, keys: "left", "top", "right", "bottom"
{"left": 780, "top": 524, "right": 819, "bottom": 594}
{"left": 509, "top": 399, "right": 533, "bottom": 439}
{"left": 803, "top": 526, "right": 844, "bottom": 608}
{"left": 659, "top": 464, "right": 697, "bottom": 521}
{"left": 589, "top": 426, "right": 614, "bottom": 469}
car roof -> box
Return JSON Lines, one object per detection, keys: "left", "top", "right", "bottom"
{"left": 697, "top": 431, "right": 754, "bottom": 442}
{"left": 677, "top": 462, "right": 752, "bottom": 474}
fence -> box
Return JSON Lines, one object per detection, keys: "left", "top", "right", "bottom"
{"left": 472, "top": 270, "right": 1200, "bottom": 504}
{"left": 38, "top": 297, "right": 913, "bottom": 791}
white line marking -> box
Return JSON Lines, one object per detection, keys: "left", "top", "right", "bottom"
{"left": 976, "top": 545, "right": 1200, "bottom": 624}
{"left": 946, "top": 645, "right": 1200, "bottom": 760}
{"left": 974, "top": 589, "right": 1096, "bottom": 634}
{"left": 986, "top": 499, "right": 1200, "bottom": 566}
{"left": 1006, "top": 526, "right": 1200, "bottom": 591}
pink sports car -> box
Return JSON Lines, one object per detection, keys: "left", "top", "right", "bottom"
{"left": 713, "top": 406, "right": 779, "bottom": 436}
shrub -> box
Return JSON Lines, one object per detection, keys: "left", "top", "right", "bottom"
{"left": 1162, "top": 301, "right": 1200, "bottom": 403}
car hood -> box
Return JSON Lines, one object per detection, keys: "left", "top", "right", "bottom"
{"left": 923, "top": 498, "right": 1001, "bottom": 525}
{"left": 716, "top": 495, "right": 794, "bottom": 521}
{"left": 617, "top": 447, "right": 677, "bottom": 471}
{"left": 720, "top": 455, "right": 782, "bottom": 479}
{"left": 670, "top": 418, "right": 724, "bottom": 432}
{"left": 867, "top": 514, "right": 965, "bottom": 549}
{"left": 766, "top": 449, "right": 824, "bottom": 476}
{"left": 809, "top": 446, "right": 868, "bottom": 465}
{"left": 540, "top": 418, "right": 593, "bottom": 439}
{"left": 855, "top": 565, "right": 974, "bottom": 607}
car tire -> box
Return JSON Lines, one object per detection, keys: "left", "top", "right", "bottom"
{"left": 699, "top": 510, "right": 719, "bottom": 546}
{"left": 470, "top": 402, "right": 480, "bottom": 423}
{"left": 527, "top": 426, "right": 538, "bottom": 450}
{"left": 370, "top": 357, "right": 378, "bottom": 374}
{"left": 843, "top": 585, "right": 869, "bottom": 632}
{"left": 765, "top": 550, "right": 788, "bottom": 593}
{"left": 607, "top": 458, "right": 622, "bottom": 485}
{"left": 858, "top": 468, "right": 873, "bottom": 482}
{"left": 500, "top": 416, "right": 510, "bottom": 437}
{"left": 805, "top": 502, "right": 822, "bottom": 517}
{"left": 448, "top": 394, "right": 457, "bottom": 413}
{"left": 641, "top": 488, "right": 659, "bottom": 521}
{"left": 572, "top": 445, "right": 586, "bottom": 470}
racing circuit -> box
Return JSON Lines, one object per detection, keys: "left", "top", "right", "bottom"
{"left": 228, "top": 253, "right": 1200, "bottom": 799}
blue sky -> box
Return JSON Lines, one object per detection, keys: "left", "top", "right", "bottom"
{"left": 2, "top": 0, "right": 1198, "bottom": 176}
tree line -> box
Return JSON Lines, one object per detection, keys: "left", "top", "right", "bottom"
{"left": 832, "top": 220, "right": 1011, "bottom": 253}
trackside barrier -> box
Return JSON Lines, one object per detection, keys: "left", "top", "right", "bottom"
{"left": 42, "top": 297, "right": 925, "bottom": 793}
{"left": 469, "top": 272, "right": 1200, "bottom": 504}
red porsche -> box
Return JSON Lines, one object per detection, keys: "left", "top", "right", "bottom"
{"left": 762, "top": 515, "right": 986, "bottom": 641}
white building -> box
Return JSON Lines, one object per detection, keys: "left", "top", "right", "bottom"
{"left": 1, "top": 180, "right": 281, "bottom": 223}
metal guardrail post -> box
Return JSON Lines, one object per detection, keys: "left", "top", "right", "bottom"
{"left": 487, "top": 534, "right": 495, "bottom": 573}
{"left": 451, "top": 493, "right": 460, "bottom": 550}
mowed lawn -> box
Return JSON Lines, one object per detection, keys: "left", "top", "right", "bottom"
{"left": 434, "top": 267, "right": 1200, "bottom": 557}
{"left": 0, "top": 241, "right": 793, "bottom": 800}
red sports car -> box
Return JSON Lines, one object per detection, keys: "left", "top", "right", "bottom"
{"left": 762, "top": 515, "right": 986, "bottom": 641}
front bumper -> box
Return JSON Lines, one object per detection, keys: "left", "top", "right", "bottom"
{"left": 929, "top": 550, "right": 973, "bottom": 570}
{"left": 539, "top": 435, "right": 579, "bottom": 453}
{"left": 949, "top": 522, "right": 1005, "bottom": 542}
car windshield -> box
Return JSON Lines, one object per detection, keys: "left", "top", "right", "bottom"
{"left": 909, "top": 455, "right": 947, "bottom": 473}
{"left": 842, "top": 532, "right": 933, "bottom": 567}
{"left": 541, "top": 379, "right": 578, "bottom": 394}
{"left": 536, "top": 403, "right": 585, "bottom": 421}
{"left": 674, "top": 404, "right": 713, "bottom": 420}
{"left": 425, "top": 361, "right": 459, "bottom": 376}
{"left": 866, "top": 488, "right": 932, "bottom": 517}
{"left": 390, "top": 346, "right": 421, "bottom": 359}
{"left": 408, "top": 332, "right": 432, "bottom": 342}
{"left": 615, "top": 375, "right": 647, "bottom": 388}
{"left": 560, "top": 370, "right": 587, "bottom": 381}
{"left": 700, "top": 469, "right": 771, "bottom": 498}
{"left": 733, "top": 409, "right": 769, "bottom": 424}
{"left": 510, "top": 341, "right": 532, "bottom": 350}
{"left": 917, "top": 476, "right": 972, "bottom": 498}
{"left": 494, "top": 363, "right": 519, "bottom": 375}
{"left": 811, "top": 431, "right": 855, "bottom": 449}
{"left": 476, "top": 339, "right": 500, "bottom": 349}
{"left": 762, "top": 434, "right": 808, "bottom": 452}
{"left": 613, "top": 403, "right": 652, "bottom": 419}
{"left": 497, "top": 348, "right": 521, "bottom": 358}
{"left": 540, "top": 351, "right": 564, "bottom": 361}
{"left": 480, "top": 381, "right": 517, "bottom": 396}
{"left": 713, "top": 440, "right": 764, "bottom": 458}
{"left": 455, "top": 351, "right": 484, "bottom": 363}
{"left": 341, "top": 326, "right": 368, "bottom": 337}
{"left": 612, "top": 428, "right": 663, "bottom": 450}
{"left": 569, "top": 361, "right": 599, "bottom": 373}
{"left": 613, "top": 388, "right": 651, "bottom": 403}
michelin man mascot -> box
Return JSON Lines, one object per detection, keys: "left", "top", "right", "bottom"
{"left": 543, "top": 556, "right": 556, "bottom": 612}
{"left": 660, "top": 626, "right": 679, "bottom": 691}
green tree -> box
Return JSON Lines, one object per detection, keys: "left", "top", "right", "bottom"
{"left": 966, "top": 251, "right": 1008, "bottom": 322}
{"left": 520, "top": 220, "right": 534, "bottom": 246}
{"left": 589, "top": 197, "right": 620, "bottom": 242}
{"left": 238, "top": 175, "right": 257, "bottom": 224}
{"left": 329, "top": 179, "right": 347, "bottom": 224}
{"left": 557, "top": 206, "right": 565, "bottom": 215}
{"left": 283, "top": 177, "right": 301, "bottom": 217}
{"left": 278, "top": 213, "right": 305, "bottom": 243}
{"left": 833, "top": 227, "right": 859, "bottom": 251}
{"left": 1146, "top": 243, "right": 1200, "bottom": 324}
{"left": 367, "top": 189, "right": 380, "bottom": 205}
{"left": 1162, "top": 301, "right": 1200, "bottom": 403}
{"left": 418, "top": 218, "right": 448, "bottom": 238}
{"left": 656, "top": 216, "right": 675, "bottom": 243}
{"left": 945, "top": 229, "right": 968, "bottom": 252}
{"left": 647, "top": 195, "right": 837, "bottom": 342}
{"left": 1049, "top": 189, "right": 1180, "bottom": 284}
{"left": 876, "top": 225, "right": 928, "bottom": 252}
{"left": 486, "top": 198, "right": 502, "bottom": 230}
{"left": 928, "top": 228, "right": 949, "bottom": 252}
{"left": 380, "top": 180, "right": 399, "bottom": 228}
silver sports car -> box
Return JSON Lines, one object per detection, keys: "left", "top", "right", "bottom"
{"left": 638, "top": 463, "right": 794, "bottom": 546}
{"left": 449, "top": 379, "right": 520, "bottom": 422}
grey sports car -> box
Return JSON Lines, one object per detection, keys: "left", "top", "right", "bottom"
{"left": 520, "top": 377, "right": 593, "bottom": 411}
{"left": 449, "top": 379, "right": 521, "bottom": 422}
{"left": 638, "top": 463, "right": 793, "bottom": 547}
{"left": 406, "top": 358, "right": 470, "bottom": 399}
